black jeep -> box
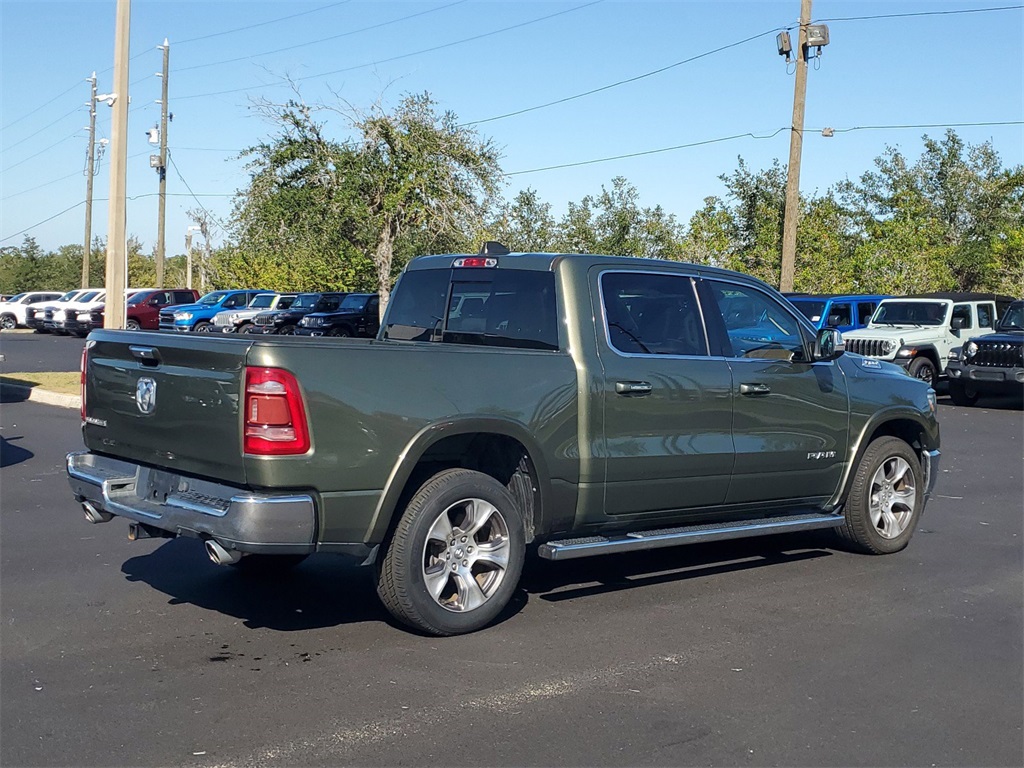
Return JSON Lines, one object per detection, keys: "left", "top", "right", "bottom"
{"left": 294, "top": 293, "right": 380, "bottom": 338}
{"left": 946, "top": 299, "right": 1024, "bottom": 405}
{"left": 250, "top": 292, "right": 347, "bottom": 335}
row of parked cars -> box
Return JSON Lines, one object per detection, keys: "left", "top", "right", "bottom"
{"left": 0, "top": 287, "right": 381, "bottom": 340}
{"left": 785, "top": 291, "right": 1022, "bottom": 404}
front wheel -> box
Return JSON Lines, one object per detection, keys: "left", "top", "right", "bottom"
{"left": 836, "top": 436, "right": 923, "bottom": 555}
{"left": 327, "top": 326, "right": 351, "bottom": 338}
{"left": 277, "top": 324, "right": 297, "bottom": 336}
{"left": 125, "top": 319, "right": 141, "bottom": 331}
{"left": 0, "top": 314, "right": 16, "bottom": 330}
{"left": 192, "top": 321, "right": 214, "bottom": 333}
{"left": 238, "top": 323, "right": 257, "bottom": 334}
{"left": 376, "top": 469, "right": 526, "bottom": 636}
{"left": 948, "top": 380, "right": 979, "bottom": 407}
{"left": 908, "top": 356, "right": 936, "bottom": 385}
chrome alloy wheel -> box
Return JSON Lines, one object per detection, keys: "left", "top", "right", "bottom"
{"left": 421, "top": 498, "right": 511, "bottom": 613}
{"left": 869, "top": 455, "right": 917, "bottom": 539}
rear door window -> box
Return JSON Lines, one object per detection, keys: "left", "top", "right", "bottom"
{"left": 385, "top": 268, "right": 558, "bottom": 350}
{"left": 978, "top": 303, "right": 994, "bottom": 328}
{"left": 857, "top": 302, "right": 876, "bottom": 326}
{"left": 600, "top": 271, "right": 707, "bottom": 356}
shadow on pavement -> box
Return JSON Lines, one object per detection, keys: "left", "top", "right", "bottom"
{"left": 0, "top": 385, "right": 30, "bottom": 404}
{"left": 0, "top": 434, "right": 33, "bottom": 468}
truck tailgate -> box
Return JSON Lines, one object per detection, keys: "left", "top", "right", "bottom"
{"left": 82, "top": 330, "right": 249, "bottom": 486}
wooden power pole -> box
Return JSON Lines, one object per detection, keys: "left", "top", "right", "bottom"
{"left": 779, "top": 0, "right": 812, "bottom": 294}
{"left": 155, "top": 38, "right": 169, "bottom": 288}
{"left": 103, "top": 0, "right": 130, "bottom": 329}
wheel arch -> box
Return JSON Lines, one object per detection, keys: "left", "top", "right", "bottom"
{"left": 367, "top": 417, "right": 553, "bottom": 551}
{"left": 832, "top": 409, "right": 936, "bottom": 507}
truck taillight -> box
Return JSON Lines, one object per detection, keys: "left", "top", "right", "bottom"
{"left": 80, "top": 345, "right": 88, "bottom": 422}
{"left": 243, "top": 367, "right": 310, "bottom": 455}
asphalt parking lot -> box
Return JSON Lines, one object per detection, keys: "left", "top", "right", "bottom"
{"left": 1, "top": 353, "right": 1022, "bottom": 767}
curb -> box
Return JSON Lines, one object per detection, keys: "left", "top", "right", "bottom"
{"left": 0, "top": 382, "right": 81, "bottom": 410}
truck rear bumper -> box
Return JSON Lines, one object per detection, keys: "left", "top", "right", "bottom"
{"left": 66, "top": 451, "right": 317, "bottom": 555}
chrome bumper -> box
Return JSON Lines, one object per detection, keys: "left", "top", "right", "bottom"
{"left": 66, "top": 451, "right": 317, "bottom": 554}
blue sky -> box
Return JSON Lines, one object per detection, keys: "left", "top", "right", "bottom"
{"left": 1, "top": 0, "right": 1022, "bottom": 255}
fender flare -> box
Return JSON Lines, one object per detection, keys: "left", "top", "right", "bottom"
{"left": 366, "top": 416, "right": 554, "bottom": 544}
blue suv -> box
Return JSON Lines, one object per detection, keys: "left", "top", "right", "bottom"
{"left": 785, "top": 294, "right": 889, "bottom": 333}
{"left": 159, "top": 289, "right": 270, "bottom": 332}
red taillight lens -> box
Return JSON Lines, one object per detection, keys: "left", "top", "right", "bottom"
{"left": 243, "top": 367, "right": 310, "bottom": 455}
{"left": 80, "top": 345, "right": 88, "bottom": 422}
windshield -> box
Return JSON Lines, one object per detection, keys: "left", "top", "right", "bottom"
{"left": 57, "top": 291, "right": 81, "bottom": 302}
{"left": 248, "top": 294, "right": 277, "bottom": 309}
{"left": 127, "top": 291, "right": 150, "bottom": 305}
{"left": 291, "top": 293, "right": 322, "bottom": 309}
{"left": 998, "top": 303, "right": 1024, "bottom": 330}
{"left": 872, "top": 301, "right": 946, "bottom": 326}
{"left": 77, "top": 291, "right": 101, "bottom": 303}
{"left": 790, "top": 300, "right": 826, "bottom": 322}
{"left": 5, "top": 293, "right": 26, "bottom": 303}
{"left": 198, "top": 291, "right": 229, "bottom": 305}
{"left": 339, "top": 294, "right": 368, "bottom": 311}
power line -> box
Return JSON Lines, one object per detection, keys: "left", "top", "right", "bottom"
{"left": 1, "top": 131, "right": 85, "bottom": 174}
{"left": 827, "top": 120, "right": 1024, "bottom": 133}
{"left": 166, "top": 150, "right": 230, "bottom": 227}
{"left": 0, "top": 81, "right": 81, "bottom": 132}
{"left": 177, "top": 0, "right": 469, "bottom": 73}
{"left": 463, "top": 27, "right": 784, "bottom": 127}
{"left": 176, "top": 1, "right": 354, "bottom": 45}
{"left": 1, "top": 105, "right": 84, "bottom": 155}
{"left": 505, "top": 129, "right": 789, "bottom": 176}
{"left": 814, "top": 4, "right": 1023, "bottom": 23}
{"left": 176, "top": 0, "right": 606, "bottom": 101}
{"left": 0, "top": 201, "right": 85, "bottom": 243}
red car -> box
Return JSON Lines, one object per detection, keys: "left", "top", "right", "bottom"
{"left": 81, "top": 288, "right": 200, "bottom": 333}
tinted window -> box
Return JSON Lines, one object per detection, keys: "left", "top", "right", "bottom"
{"left": 952, "top": 304, "right": 972, "bottom": 329}
{"left": 978, "top": 303, "right": 993, "bottom": 328}
{"left": 339, "top": 294, "right": 369, "bottom": 311}
{"left": 828, "top": 302, "right": 852, "bottom": 326}
{"left": 706, "top": 280, "right": 806, "bottom": 361}
{"left": 857, "top": 302, "right": 876, "bottom": 325}
{"left": 277, "top": 296, "right": 297, "bottom": 309}
{"left": 791, "top": 300, "right": 825, "bottom": 322}
{"left": 291, "top": 294, "right": 322, "bottom": 309}
{"left": 998, "top": 302, "right": 1024, "bottom": 330}
{"left": 249, "top": 294, "right": 277, "bottom": 309}
{"left": 174, "top": 291, "right": 196, "bottom": 303}
{"left": 601, "top": 272, "right": 707, "bottom": 356}
{"left": 315, "top": 295, "right": 344, "bottom": 312}
{"left": 385, "top": 268, "right": 558, "bottom": 350}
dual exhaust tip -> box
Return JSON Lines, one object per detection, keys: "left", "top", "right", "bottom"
{"left": 81, "top": 500, "right": 241, "bottom": 566}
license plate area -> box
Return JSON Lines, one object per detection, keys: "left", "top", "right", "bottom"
{"left": 139, "top": 467, "right": 189, "bottom": 503}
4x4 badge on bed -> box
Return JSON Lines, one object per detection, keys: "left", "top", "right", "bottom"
{"left": 135, "top": 377, "right": 157, "bottom": 414}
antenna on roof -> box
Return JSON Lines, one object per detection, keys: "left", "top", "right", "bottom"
{"left": 479, "top": 241, "right": 509, "bottom": 256}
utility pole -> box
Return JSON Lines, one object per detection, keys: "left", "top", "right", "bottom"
{"left": 779, "top": 0, "right": 812, "bottom": 294}
{"left": 103, "top": 0, "right": 130, "bottom": 329}
{"left": 155, "top": 38, "right": 169, "bottom": 288}
{"left": 82, "top": 72, "right": 98, "bottom": 289}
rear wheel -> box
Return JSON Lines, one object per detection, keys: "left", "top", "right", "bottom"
{"left": 238, "top": 323, "right": 257, "bottom": 334}
{"left": 908, "top": 357, "right": 936, "bottom": 385}
{"left": 947, "top": 380, "right": 980, "bottom": 406}
{"left": 836, "top": 436, "right": 923, "bottom": 555}
{"left": 376, "top": 469, "right": 526, "bottom": 636}
{"left": 192, "top": 320, "right": 214, "bottom": 333}
{"left": 125, "top": 319, "right": 141, "bottom": 331}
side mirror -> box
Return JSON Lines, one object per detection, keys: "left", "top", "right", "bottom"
{"left": 814, "top": 327, "right": 845, "bottom": 361}
{"left": 148, "top": 297, "right": 162, "bottom": 306}
{"left": 950, "top": 317, "right": 965, "bottom": 330}
{"left": 827, "top": 314, "right": 842, "bottom": 326}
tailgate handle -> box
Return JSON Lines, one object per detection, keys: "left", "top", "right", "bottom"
{"left": 129, "top": 345, "right": 161, "bottom": 366}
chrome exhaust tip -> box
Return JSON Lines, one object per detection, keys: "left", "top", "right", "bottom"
{"left": 82, "top": 500, "right": 113, "bottom": 524}
{"left": 205, "top": 538, "right": 242, "bottom": 566}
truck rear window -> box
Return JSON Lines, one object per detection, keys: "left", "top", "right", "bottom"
{"left": 384, "top": 269, "right": 558, "bottom": 350}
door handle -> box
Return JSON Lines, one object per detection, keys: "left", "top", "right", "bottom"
{"left": 739, "top": 382, "right": 771, "bottom": 396}
{"left": 615, "top": 381, "right": 653, "bottom": 396}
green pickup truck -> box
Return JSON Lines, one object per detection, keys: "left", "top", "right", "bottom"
{"left": 67, "top": 246, "right": 941, "bottom": 635}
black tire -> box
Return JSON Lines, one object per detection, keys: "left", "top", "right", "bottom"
{"left": 125, "top": 319, "right": 141, "bottom": 331}
{"left": 908, "top": 356, "right": 936, "bottom": 385}
{"left": 327, "top": 326, "right": 351, "bottom": 338}
{"left": 376, "top": 469, "right": 526, "bottom": 636}
{"left": 33, "top": 328, "right": 50, "bottom": 334}
{"left": 230, "top": 553, "right": 308, "bottom": 573}
{"left": 192, "top": 321, "right": 214, "bottom": 333}
{"left": 948, "top": 380, "right": 980, "bottom": 407}
{"left": 836, "top": 436, "right": 923, "bottom": 555}
{"left": 0, "top": 314, "right": 16, "bottom": 330}
{"left": 238, "top": 323, "right": 257, "bottom": 334}
{"left": 277, "top": 324, "right": 297, "bottom": 336}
